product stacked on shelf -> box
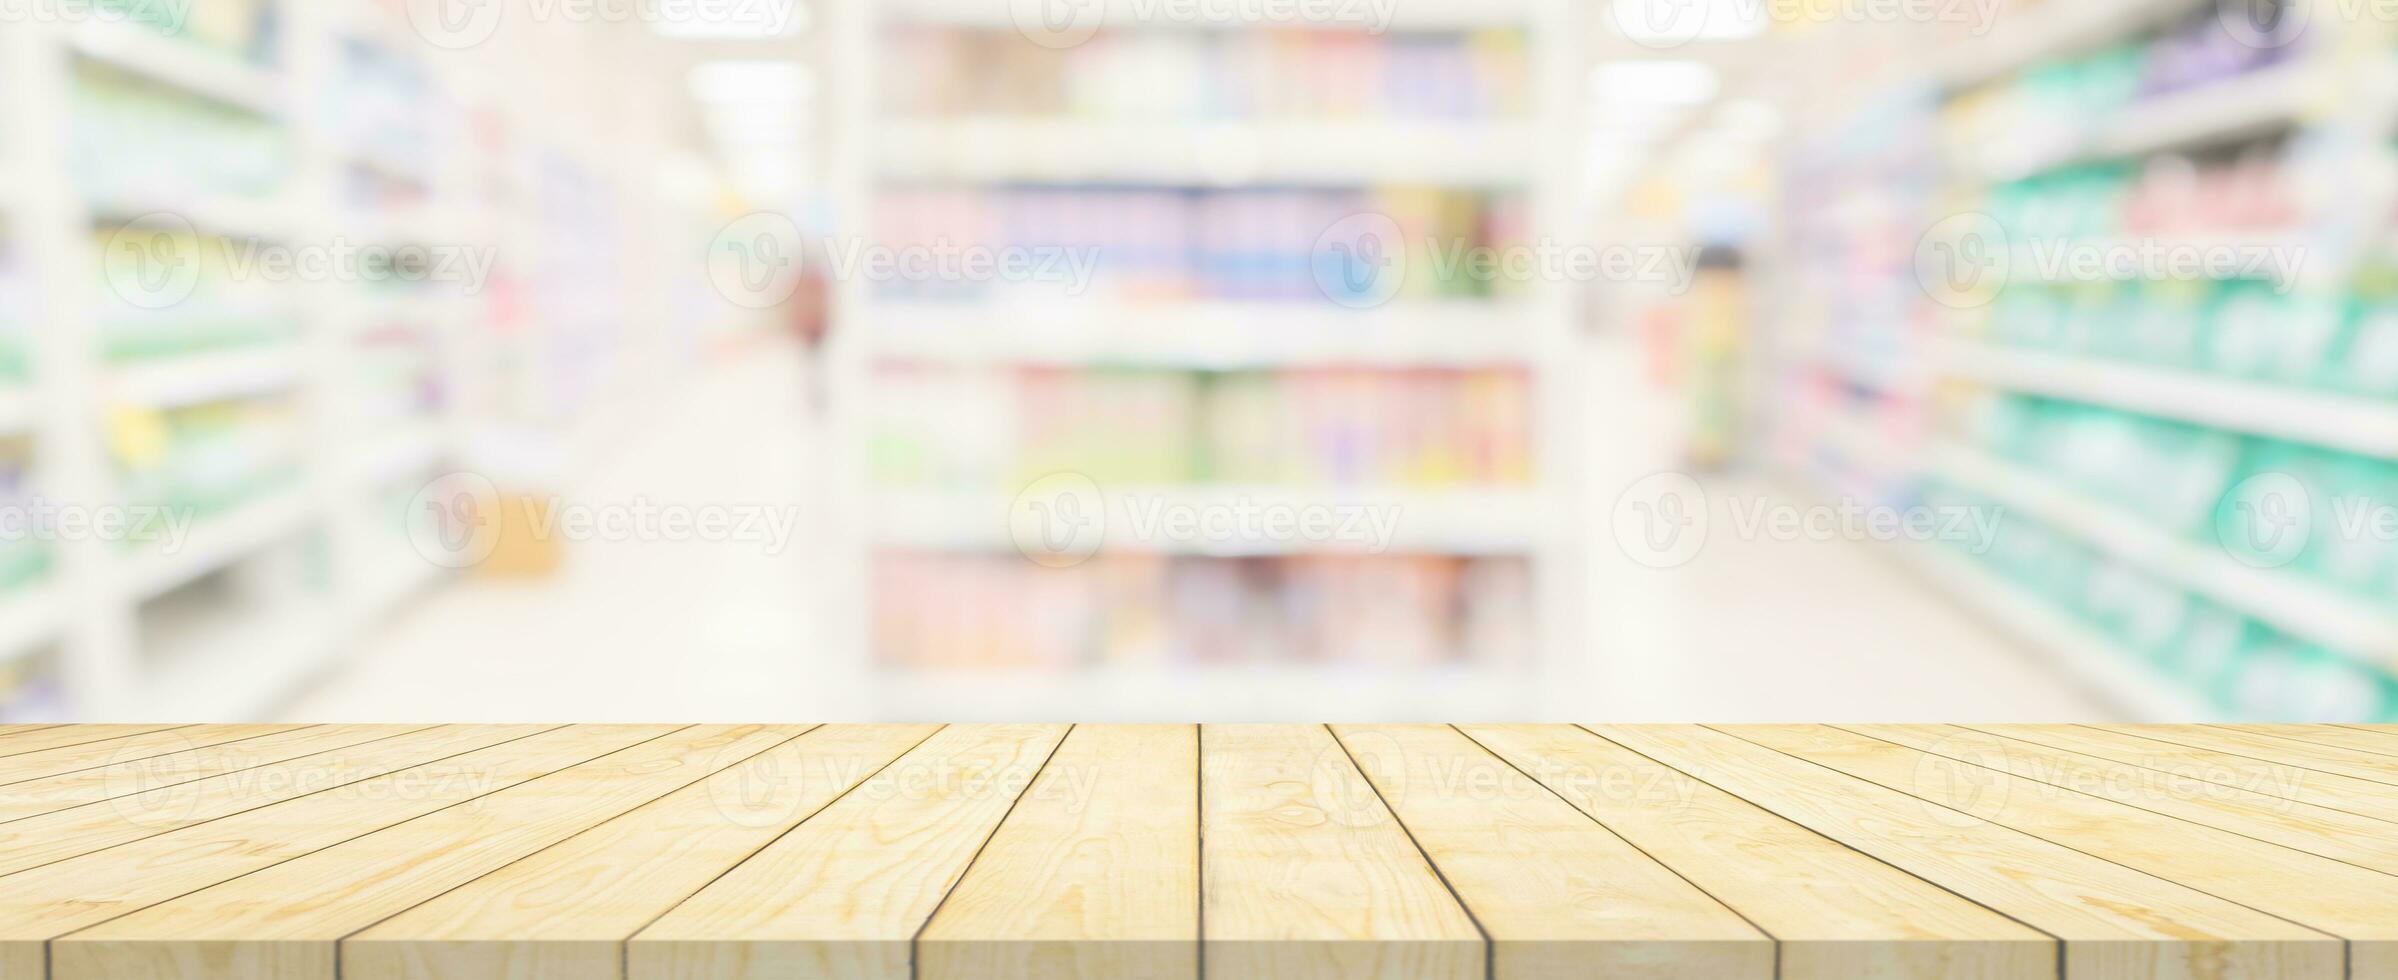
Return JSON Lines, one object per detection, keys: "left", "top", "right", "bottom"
{"left": 1776, "top": 94, "right": 1939, "bottom": 498}
{"left": 1779, "top": 0, "right": 2398, "bottom": 719}
{"left": 873, "top": 552, "right": 1532, "bottom": 671}
{"left": 854, "top": 8, "right": 1562, "bottom": 696}
{"left": 884, "top": 28, "right": 1530, "bottom": 120}
{"left": 0, "top": 0, "right": 507, "bottom": 719}
{"left": 874, "top": 186, "right": 1524, "bottom": 304}
{"left": 871, "top": 366, "right": 1534, "bottom": 490}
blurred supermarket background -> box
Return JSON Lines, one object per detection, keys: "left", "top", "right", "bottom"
{"left": 1, "top": 0, "right": 2394, "bottom": 723}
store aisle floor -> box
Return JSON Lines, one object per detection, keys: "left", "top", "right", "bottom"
{"left": 283, "top": 343, "right": 840, "bottom": 721}
{"left": 288, "top": 337, "right": 2113, "bottom": 722}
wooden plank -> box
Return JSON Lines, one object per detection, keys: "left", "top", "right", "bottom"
{"left": 1589, "top": 725, "right": 2341, "bottom": 980}
{"left": 0, "top": 725, "right": 303, "bottom": 785}
{"left": 630, "top": 724, "right": 1069, "bottom": 980}
{"left": 1865, "top": 725, "right": 2398, "bottom": 872}
{"left": 0, "top": 724, "right": 645, "bottom": 980}
{"left": 0, "top": 725, "right": 424, "bottom": 823}
{"left": 54, "top": 725, "right": 795, "bottom": 980}
{"left": 2102, "top": 724, "right": 2398, "bottom": 785}
{"left": 344, "top": 724, "right": 940, "bottom": 980}
{"left": 0, "top": 724, "right": 189, "bottom": 762}
{"left": 2223, "top": 724, "right": 2398, "bottom": 759}
{"left": 0, "top": 724, "right": 551, "bottom": 878}
{"left": 1737, "top": 724, "right": 2398, "bottom": 979}
{"left": 1980, "top": 724, "right": 2398, "bottom": 823}
{"left": 1197, "top": 724, "right": 1483, "bottom": 980}
{"left": 1335, "top": 724, "right": 1769, "bottom": 980}
{"left": 917, "top": 724, "right": 1200, "bottom": 980}
{"left": 1461, "top": 724, "right": 2054, "bottom": 980}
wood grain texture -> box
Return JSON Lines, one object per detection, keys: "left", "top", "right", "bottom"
{"left": 918, "top": 724, "right": 1200, "bottom": 980}
{"left": 0, "top": 724, "right": 624, "bottom": 975}
{"left": 1864, "top": 725, "right": 2398, "bottom": 874}
{"left": 2222, "top": 724, "right": 2398, "bottom": 758}
{"left": 1199, "top": 724, "right": 1483, "bottom": 980}
{"left": 0, "top": 724, "right": 554, "bottom": 879}
{"left": 4, "top": 725, "right": 2398, "bottom": 980}
{"left": 2098, "top": 724, "right": 2398, "bottom": 786}
{"left": 0, "top": 724, "right": 188, "bottom": 762}
{"left": 0, "top": 725, "right": 302, "bottom": 785}
{"left": 53, "top": 725, "right": 795, "bottom": 980}
{"left": 1983, "top": 724, "right": 2398, "bottom": 823}
{"left": 629, "top": 724, "right": 1068, "bottom": 980}
{"left": 1740, "top": 724, "right": 2398, "bottom": 979}
{"left": 0, "top": 725, "right": 428, "bottom": 823}
{"left": 1461, "top": 724, "right": 2053, "bottom": 980}
{"left": 344, "top": 724, "right": 941, "bottom": 980}
{"left": 1335, "top": 724, "right": 1770, "bottom": 980}
{"left": 1591, "top": 725, "right": 2342, "bottom": 980}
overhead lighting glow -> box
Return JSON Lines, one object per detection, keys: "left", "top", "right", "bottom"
{"left": 1590, "top": 61, "right": 1721, "bottom": 105}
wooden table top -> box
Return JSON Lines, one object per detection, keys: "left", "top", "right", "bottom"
{"left": 1, "top": 723, "right": 2395, "bottom": 979}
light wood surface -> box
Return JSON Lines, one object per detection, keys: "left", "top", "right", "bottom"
{"left": 0, "top": 724, "right": 2394, "bottom": 979}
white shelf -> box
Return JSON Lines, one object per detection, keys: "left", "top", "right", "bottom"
{"left": 131, "top": 610, "right": 334, "bottom": 721}
{"left": 1936, "top": 0, "right": 2202, "bottom": 91}
{"left": 349, "top": 422, "right": 448, "bottom": 485}
{"left": 1939, "top": 341, "right": 2398, "bottom": 459}
{"left": 881, "top": 0, "right": 1531, "bottom": 30}
{"left": 123, "top": 489, "right": 318, "bottom": 601}
{"left": 1976, "top": 62, "right": 2317, "bottom": 181}
{"left": 873, "top": 485, "right": 1538, "bottom": 556}
{"left": 1933, "top": 443, "right": 2398, "bottom": 667}
{"left": 873, "top": 664, "right": 1536, "bottom": 722}
{"left": 106, "top": 347, "right": 305, "bottom": 409}
{"left": 87, "top": 194, "right": 302, "bottom": 242}
{"left": 69, "top": 20, "right": 283, "bottom": 117}
{"left": 877, "top": 120, "right": 1535, "bottom": 186}
{"left": 0, "top": 388, "right": 34, "bottom": 435}
{"left": 1896, "top": 541, "right": 2221, "bottom": 721}
{"left": 871, "top": 301, "right": 1538, "bottom": 368}
{"left": 0, "top": 583, "right": 65, "bottom": 665}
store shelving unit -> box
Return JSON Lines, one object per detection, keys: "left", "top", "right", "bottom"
{"left": 835, "top": 0, "right": 1587, "bottom": 718}
{"left": 0, "top": 3, "right": 488, "bottom": 720}
{"left": 1781, "top": 0, "right": 2398, "bottom": 720}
